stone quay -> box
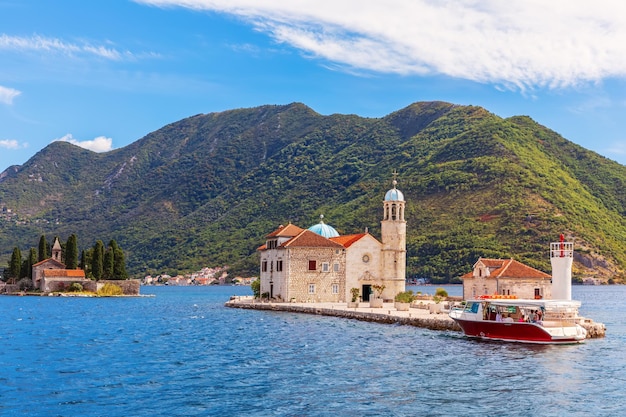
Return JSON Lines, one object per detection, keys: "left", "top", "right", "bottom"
{"left": 225, "top": 297, "right": 605, "bottom": 338}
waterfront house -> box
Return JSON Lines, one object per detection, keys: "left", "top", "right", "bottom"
{"left": 461, "top": 258, "right": 552, "bottom": 300}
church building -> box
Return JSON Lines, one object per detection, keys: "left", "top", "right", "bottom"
{"left": 32, "top": 237, "right": 87, "bottom": 292}
{"left": 258, "top": 178, "right": 407, "bottom": 303}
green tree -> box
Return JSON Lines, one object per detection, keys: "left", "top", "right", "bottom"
{"left": 251, "top": 278, "right": 261, "bottom": 298}
{"left": 103, "top": 248, "right": 114, "bottom": 279}
{"left": 113, "top": 246, "right": 128, "bottom": 280}
{"left": 91, "top": 240, "right": 104, "bottom": 280}
{"left": 79, "top": 250, "right": 86, "bottom": 271}
{"left": 9, "top": 247, "right": 22, "bottom": 282}
{"left": 38, "top": 235, "right": 48, "bottom": 262}
{"left": 65, "top": 234, "right": 79, "bottom": 269}
{"left": 27, "top": 248, "right": 37, "bottom": 280}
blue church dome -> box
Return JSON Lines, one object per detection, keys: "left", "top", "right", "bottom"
{"left": 308, "top": 215, "right": 340, "bottom": 238}
{"left": 384, "top": 180, "right": 404, "bottom": 201}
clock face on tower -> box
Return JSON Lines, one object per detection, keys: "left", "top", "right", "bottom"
{"left": 362, "top": 255, "right": 370, "bottom": 263}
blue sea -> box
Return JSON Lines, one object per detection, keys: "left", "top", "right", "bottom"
{"left": 1, "top": 284, "right": 624, "bottom": 417}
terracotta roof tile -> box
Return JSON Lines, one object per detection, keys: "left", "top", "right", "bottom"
{"left": 42, "top": 269, "right": 86, "bottom": 278}
{"left": 32, "top": 258, "right": 65, "bottom": 268}
{"left": 266, "top": 223, "right": 305, "bottom": 238}
{"left": 464, "top": 258, "right": 550, "bottom": 279}
{"left": 330, "top": 233, "right": 367, "bottom": 248}
{"left": 283, "top": 230, "right": 345, "bottom": 248}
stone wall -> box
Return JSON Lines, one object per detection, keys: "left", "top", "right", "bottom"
{"left": 286, "top": 247, "right": 346, "bottom": 302}
{"left": 97, "top": 280, "right": 141, "bottom": 295}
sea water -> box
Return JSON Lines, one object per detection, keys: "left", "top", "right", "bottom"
{"left": 0, "top": 285, "right": 624, "bottom": 416}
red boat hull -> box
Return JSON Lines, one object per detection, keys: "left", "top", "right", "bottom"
{"left": 453, "top": 319, "right": 583, "bottom": 344}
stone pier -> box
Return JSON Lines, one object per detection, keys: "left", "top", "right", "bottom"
{"left": 225, "top": 297, "right": 605, "bottom": 339}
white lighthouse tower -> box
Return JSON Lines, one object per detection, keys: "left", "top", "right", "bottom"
{"left": 550, "top": 234, "right": 574, "bottom": 300}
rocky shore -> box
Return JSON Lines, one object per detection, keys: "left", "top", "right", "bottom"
{"left": 225, "top": 296, "right": 605, "bottom": 339}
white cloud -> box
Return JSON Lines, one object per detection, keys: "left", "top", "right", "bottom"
{"left": 0, "top": 85, "right": 21, "bottom": 105}
{"left": 136, "top": 0, "right": 626, "bottom": 91}
{"left": 54, "top": 134, "right": 113, "bottom": 153}
{"left": 607, "top": 141, "right": 626, "bottom": 156}
{"left": 0, "top": 139, "right": 27, "bottom": 149}
{"left": 0, "top": 34, "right": 126, "bottom": 60}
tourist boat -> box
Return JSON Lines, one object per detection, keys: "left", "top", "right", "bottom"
{"left": 449, "top": 297, "right": 587, "bottom": 344}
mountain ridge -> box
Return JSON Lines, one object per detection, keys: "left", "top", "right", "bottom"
{"left": 1, "top": 101, "right": 624, "bottom": 282}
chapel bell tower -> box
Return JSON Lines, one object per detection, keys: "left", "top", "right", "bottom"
{"left": 380, "top": 172, "right": 407, "bottom": 296}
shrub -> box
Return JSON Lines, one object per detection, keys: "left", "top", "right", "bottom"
{"left": 68, "top": 282, "right": 83, "bottom": 292}
{"left": 97, "top": 283, "right": 123, "bottom": 296}
{"left": 394, "top": 290, "right": 414, "bottom": 303}
{"left": 435, "top": 287, "right": 448, "bottom": 298}
{"left": 350, "top": 287, "right": 360, "bottom": 302}
{"left": 251, "top": 279, "right": 261, "bottom": 298}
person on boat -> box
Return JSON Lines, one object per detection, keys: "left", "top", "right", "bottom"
{"left": 528, "top": 310, "right": 537, "bottom": 322}
{"left": 495, "top": 311, "right": 502, "bottom": 322}
{"left": 502, "top": 314, "right": 514, "bottom": 323}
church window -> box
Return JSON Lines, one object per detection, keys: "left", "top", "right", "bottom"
{"left": 332, "top": 284, "right": 339, "bottom": 294}
{"left": 276, "top": 260, "right": 283, "bottom": 272}
{"left": 308, "top": 260, "right": 317, "bottom": 271}
{"left": 262, "top": 261, "right": 267, "bottom": 272}
{"left": 322, "top": 262, "right": 329, "bottom": 272}
{"left": 362, "top": 255, "right": 370, "bottom": 263}
{"left": 308, "top": 284, "right": 315, "bottom": 294}
{"left": 333, "top": 263, "right": 340, "bottom": 272}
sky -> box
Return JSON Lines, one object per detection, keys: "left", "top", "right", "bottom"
{"left": 1, "top": 0, "right": 626, "bottom": 173}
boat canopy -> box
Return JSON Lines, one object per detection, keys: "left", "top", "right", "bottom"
{"left": 475, "top": 299, "right": 581, "bottom": 309}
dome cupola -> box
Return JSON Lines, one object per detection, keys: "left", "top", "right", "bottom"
{"left": 308, "top": 214, "right": 340, "bottom": 238}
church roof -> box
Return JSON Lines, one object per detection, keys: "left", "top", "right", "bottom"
{"left": 42, "top": 269, "right": 86, "bottom": 278}
{"left": 266, "top": 223, "right": 305, "bottom": 238}
{"left": 461, "top": 258, "right": 551, "bottom": 280}
{"left": 384, "top": 178, "right": 404, "bottom": 201}
{"left": 384, "top": 188, "right": 404, "bottom": 201}
{"left": 330, "top": 233, "right": 369, "bottom": 248}
{"left": 308, "top": 222, "right": 340, "bottom": 238}
{"left": 283, "top": 230, "right": 345, "bottom": 248}
{"left": 32, "top": 258, "right": 66, "bottom": 269}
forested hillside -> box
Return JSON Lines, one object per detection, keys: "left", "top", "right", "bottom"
{"left": 1, "top": 101, "right": 624, "bottom": 282}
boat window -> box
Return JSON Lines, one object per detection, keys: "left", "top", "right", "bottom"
{"left": 465, "top": 302, "right": 479, "bottom": 314}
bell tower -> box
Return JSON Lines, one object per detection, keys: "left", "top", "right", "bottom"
{"left": 380, "top": 172, "right": 406, "bottom": 297}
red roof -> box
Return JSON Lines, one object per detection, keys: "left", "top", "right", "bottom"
{"left": 42, "top": 269, "right": 86, "bottom": 278}
{"left": 283, "top": 230, "right": 345, "bottom": 248}
{"left": 462, "top": 258, "right": 550, "bottom": 280}
{"left": 266, "top": 223, "right": 305, "bottom": 238}
{"left": 330, "top": 233, "right": 368, "bottom": 248}
{"left": 32, "top": 258, "right": 65, "bottom": 268}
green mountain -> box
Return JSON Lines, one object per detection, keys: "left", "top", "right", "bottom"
{"left": 1, "top": 101, "right": 624, "bottom": 282}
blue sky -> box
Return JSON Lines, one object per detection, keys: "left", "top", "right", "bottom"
{"left": 1, "top": 0, "right": 626, "bottom": 172}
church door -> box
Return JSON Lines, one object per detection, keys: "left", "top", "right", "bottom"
{"left": 362, "top": 284, "right": 371, "bottom": 302}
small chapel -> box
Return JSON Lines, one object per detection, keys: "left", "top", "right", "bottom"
{"left": 258, "top": 177, "right": 407, "bottom": 303}
{"left": 31, "top": 237, "right": 87, "bottom": 292}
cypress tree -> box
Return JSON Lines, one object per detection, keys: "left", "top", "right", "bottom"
{"left": 38, "top": 235, "right": 48, "bottom": 262}
{"left": 113, "top": 246, "right": 128, "bottom": 280}
{"left": 91, "top": 240, "right": 104, "bottom": 280}
{"left": 65, "top": 234, "right": 79, "bottom": 269}
{"left": 9, "top": 247, "right": 22, "bottom": 282}
{"left": 27, "top": 248, "right": 37, "bottom": 279}
{"left": 79, "top": 250, "right": 86, "bottom": 271}
{"left": 103, "top": 248, "right": 114, "bottom": 279}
